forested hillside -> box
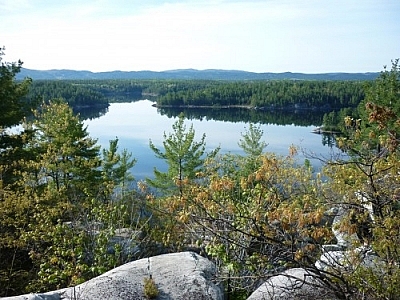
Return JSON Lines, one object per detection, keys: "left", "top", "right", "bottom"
{"left": 17, "top": 67, "right": 380, "bottom": 81}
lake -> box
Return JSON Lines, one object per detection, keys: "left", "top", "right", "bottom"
{"left": 83, "top": 100, "right": 339, "bottom": 181}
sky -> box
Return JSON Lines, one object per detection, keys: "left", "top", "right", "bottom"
{"left": 1, "top": 0, "right": 399, "bottom": 73}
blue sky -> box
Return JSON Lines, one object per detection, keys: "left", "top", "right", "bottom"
{"left": 1, "top": 0, "right": 399, "bottom": 73}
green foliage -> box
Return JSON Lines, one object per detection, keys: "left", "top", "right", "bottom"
{"left": 237, "top": 123, "right": 268, "bottom": 177}
{"left": 143, "top": 276, "right": 159, "bottom": 299}
{"left": 238, "top": 123, "right": 267, "bottom": 157}
{"left": 145, "top": 60, "right": 400, "bottom": 299}
{"left": 102, "top": 137, "right": 136, "bottom": 192}
{"left": 31, "top": 101, "right": 102, "bottom": 199}
{"left": 322, "top": 107, "right": 358, "bottom": 132}
{"left": 0, "top": 47, "right": 33, "bottom": 128}
{"left": 0, "top": 47, "right": 36, "bottom": 186}
{"left": 25, "top": 200, "right": 126, "bottom": 292}
{"left": 27, "top": 79, "right": 367, "bottom": 124}
{"left": 324, "top": 59, "right": 400, "bottom": 299}
{"left": 0, "top": 98, "right": 143, "bottom": 296}
{"left": 151, "top": 150, "right": 331, "bottom": 296}
{"left": 358, "top": 59, "right": 400, "bottom": 153}
{"left": 147, "top": 112, "right": 219, "bottom": 195}
{"left": 27, "top": 80, "right": 109, "bottom": 108}
{"left": 154, "top": 80, "right": 365, "bottom": 109}
{"left": 0, "top": 49, "right": 37, "bottom": 295}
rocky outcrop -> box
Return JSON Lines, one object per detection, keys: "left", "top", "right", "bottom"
{"left": 248, "top": 204, "right": 382, "bottom": 299}
{"left": 3, "top": 252, "right": 223, "bottom": 300}
{"left": 247, "top": 268, "right": 339, "bottom": 300}
{"left": 4, "top": 203, "right": 383, "bottom": 300}
{"left": 315, "top": 204, "right": 382, "bottom": 273}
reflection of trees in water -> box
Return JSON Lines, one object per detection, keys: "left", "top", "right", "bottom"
{"left": 321, "top": 133, "right": 339, "bottom": 148}
{"left": 74, "top": 106, "right": 109, "bottom": 120}
{"left": 157, "top": 107, "right": 326, "bottom": 126}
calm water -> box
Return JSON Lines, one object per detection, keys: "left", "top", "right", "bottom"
{"left": 83, "top": 100, "right": 337, "bottom": 181}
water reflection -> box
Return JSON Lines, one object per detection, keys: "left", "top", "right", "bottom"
{"left": 157, "top": 106, "right": 326, "bottom": 126}
{"left": 74, "top": 105, "right": 109, "bottom": 120}
{"left": 83, "top": 100, "right": 340, "bottom": 181}
{"left": 321, "top": 132, "right": 339, "bottom": 148}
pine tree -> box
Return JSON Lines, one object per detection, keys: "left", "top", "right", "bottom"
{"left": 147, "top": 113, "right": 219, "bottom": 196}
{"left": 31, "top": 100, "right": 102, "bottom": 202}
{"left": 102, "top": 137, "right": 136, "bottom": 198}
{"left": 238, "top": 123, "right": 267, "bottom": 157}
{"left": 0, "top": 47, "right": 35, "bottom": 186}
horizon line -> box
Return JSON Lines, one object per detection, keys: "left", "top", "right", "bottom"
{"left": 21, "top": 67, "right": 380, "bottom": 75}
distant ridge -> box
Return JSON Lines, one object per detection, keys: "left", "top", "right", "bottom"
{"left": 17, "top": 68, "right": 380, "bottom": 81}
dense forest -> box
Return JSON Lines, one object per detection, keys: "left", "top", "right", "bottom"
{"left": 2, "top": 47, "right": 400, "bottom": 299}
{"left": 153, "top": 80, "right": 366, "bottom": 109}
{"left": 25, "top": 79, "right": 149, "bottom": 108}
{"left": 26, "top": 78, "right": 366, "bottom": 110}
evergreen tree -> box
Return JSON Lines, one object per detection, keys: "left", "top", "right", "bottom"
{"left": 238, "top": 123, "right": 267, "bottom": 157}
{"left": 0, "top": 48, "right": 36, "bottom": 295}
{"left": 31, "top": 100, "right": 102, "bottom": 202}
{"left": 147, "top": 113, "right": 219, "bottom": 196}
{"left": 0, "top": 47, "right": 35, "bottom": 186}
{"left": 5, "top": 102, "right": 139, "bottom": 293}
{"left": 357, "top": 59, "right": 400, "bottom": 154}
{"left": 0, "top": 47, "right": 32, "bottom": 128}
{"left": 102, "top": 137, "right": 136, "bottom": 197}
{"left": 235, "top": 123, "right": 268, "bottom": 177}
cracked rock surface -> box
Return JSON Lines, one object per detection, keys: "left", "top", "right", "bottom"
{"left": 3, "top": 252, "right": 223, "bottom": 300}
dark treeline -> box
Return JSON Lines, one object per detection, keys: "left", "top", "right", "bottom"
{"left": 154, "top": 80, "right": 366, "bottom": 109}
{"left": 157, "top": 105, "right": 327, "bottom": 126}
{"left": 25, "top": 80, "right": 109, "bottom": 108}
{"left": 26, "top": 79, "right": 366, "bottom": 112}
{"left": 26, "top": 79, "right": 147, "bottom": 105}
{"left": 72, "top": 105, "right": 109, "bottom": 120}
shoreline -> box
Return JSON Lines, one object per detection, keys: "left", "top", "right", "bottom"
{"left": 151, "top": 103, "right": 336, "bottom": 112}
{"left": 311, "top": 127, "right": 341, "bottom": 134}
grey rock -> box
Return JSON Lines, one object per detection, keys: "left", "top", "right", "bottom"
{"left": 316, "top": 203, "right": 383, "bottom": 273}
{"left": 315, "top": 249, "right": 348, "bottom": 271}
{"left": 247, "top": 268, "right": 339, "bottom": 300}
{"left": 2, "top": 293, "right": 61, "bottom": 300}
{"left": 331, "top": 206, "right": 359, "bottom": 248}
{"left": 3, "top": 252, "right": 223, "bottom": 300}
{"left": 27, "top": 294, "right": 60, "bottom": 300}
{"left": 316, "top": 246, "right": 384, "bottom": 273}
